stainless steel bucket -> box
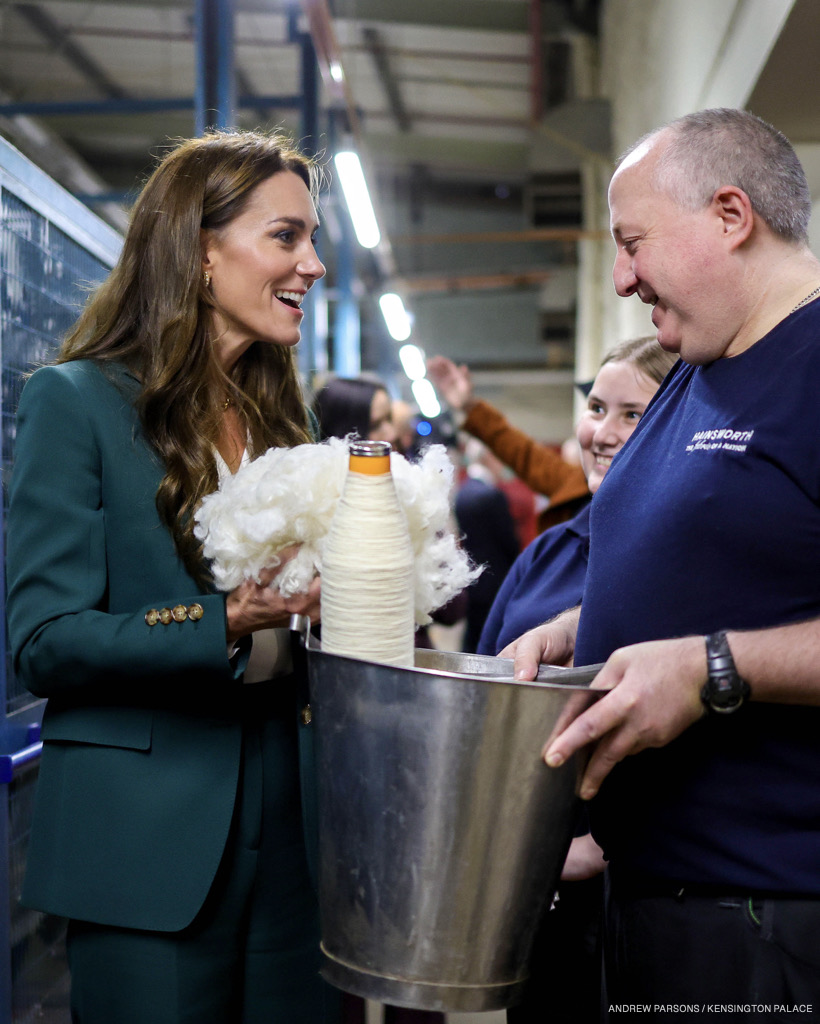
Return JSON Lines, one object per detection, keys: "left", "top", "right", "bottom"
{"left": 301, "top": 631, "right": 602, "bottom": 1013}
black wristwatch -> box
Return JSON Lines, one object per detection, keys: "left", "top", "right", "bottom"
{"left": 701, "top": 631, "right": 751, "bottom": 714}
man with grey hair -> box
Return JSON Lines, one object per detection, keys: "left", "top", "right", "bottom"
{"left": 505, "top": 108, "right": 820, "bottom": 1009}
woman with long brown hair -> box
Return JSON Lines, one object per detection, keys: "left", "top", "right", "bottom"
{"left": 7, "top": 129, "right": 339, "bottom": 1022}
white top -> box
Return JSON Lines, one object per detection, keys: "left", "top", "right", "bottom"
{"left": 215, "top": 447, "right": 293, "bottom": 683}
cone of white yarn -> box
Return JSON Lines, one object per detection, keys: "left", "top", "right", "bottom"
{"left": 321, "top": 440, "right": 415, "bottom": 667}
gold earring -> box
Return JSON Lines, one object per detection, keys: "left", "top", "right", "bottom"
{"left": 203, "top": 270, "right": 211, "bottom": 288}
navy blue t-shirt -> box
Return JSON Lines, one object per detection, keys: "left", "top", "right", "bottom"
{"left": 477, "top": 502, "right": 590, "bottom": 656}
{"left": 576, "top": 300, "right": 820, "bottom": 893}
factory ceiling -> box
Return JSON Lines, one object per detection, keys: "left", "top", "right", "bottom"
{"left": 5, "top": 0, "right": 812, "bottom": 434}
{"left": 0, "top": 0, "right": 607, "bottom": 394}
{"left": 0, "top": 1, "right": 607, "bottom": 212}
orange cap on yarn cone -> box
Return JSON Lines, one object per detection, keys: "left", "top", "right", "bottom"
{"left": 348, "top": 439, "right": 392, "bottom": 475}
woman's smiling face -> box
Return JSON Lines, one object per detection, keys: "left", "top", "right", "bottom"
{"left": 202, "top": 170, "right": 326, "bottom": 369}
{"left": 575, "top": 360, "right": 659, "bottom": 493}
{"left": 368, "top": 388, "right": 399, "bottom": 446}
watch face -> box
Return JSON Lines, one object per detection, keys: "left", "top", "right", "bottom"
{"left": 712, "top": 679, "right": 739, "bottom": 705}
{"left": 704, "top": 674, "right": 748, "bottom": 713}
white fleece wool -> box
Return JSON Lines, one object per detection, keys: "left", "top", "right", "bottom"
{"left": 193, "top": 437, "right": 480, "bottom": 625}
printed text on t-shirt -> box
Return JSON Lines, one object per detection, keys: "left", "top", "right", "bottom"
{"left": 685, "top": 428, "right": 754, "bottom": 454}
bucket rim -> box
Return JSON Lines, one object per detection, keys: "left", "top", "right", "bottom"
{"left": 302, "top": 636, "right": 603, "bottom": 692}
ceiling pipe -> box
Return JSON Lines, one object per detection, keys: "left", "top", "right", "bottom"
{"left": 400, "top": 270, "right": 555, "bottom": 295}
{"left": 0, "top": 92, "right": 130, "bottom": 232}
{"left": 299, "top": 22, "right": 320, "bottom": 158}
{"left": 299, "top": 0, "right": 397, "bottom": 280}
{"left": 194, "top": 0, "right": 236, "bottom": 133}
{"left": 293, "top": 9, "right": 324, "bottom": 375}
{"left": 530, "top": 0, "right": 543, "bottom": 123}
{"left": 393, "top": 227, "right": 607, "bottom": 244}
{"left": 299, "top": 0, "right": 360, "bottom": 135}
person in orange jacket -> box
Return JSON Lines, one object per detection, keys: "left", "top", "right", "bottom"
{"left": 427, "top": 355, "right": 589, "bottom": 531}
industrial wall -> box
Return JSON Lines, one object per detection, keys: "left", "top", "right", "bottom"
{"left": 574, "top": 0, "right": 806, "bottom": 399}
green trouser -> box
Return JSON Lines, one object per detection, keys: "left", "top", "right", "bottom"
{"left": 67, "top": 706, "right": 340, "bottom": 1024}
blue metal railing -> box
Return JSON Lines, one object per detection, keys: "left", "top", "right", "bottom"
{"left": 0, "top": 738, "right": 42, "bottom": 785}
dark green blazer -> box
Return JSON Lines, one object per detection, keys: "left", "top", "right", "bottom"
{"left": 7, "top": 360, "right": 311, "bottom": 932}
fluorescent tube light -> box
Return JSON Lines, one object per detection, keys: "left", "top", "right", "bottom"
{"left": 399, "top": 343, "right": 426, "bottom": 381}
{"left": 380, "top": 292, "right": 412, "bottom": 342}
{"left": 334, "top": 150, "right": 381, "bottom": 249}
{"left": 411, "top": 378, "right": 441, "bottom": 418}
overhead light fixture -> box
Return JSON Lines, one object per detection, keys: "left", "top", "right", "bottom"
{"left": 380, "top": 292, "right": 412, "bottom": 342}
{"left": 399, "top": 343, "right": 426, "bottom": 381}
{"left": 334, "top": 150, "right": 381, "bottom": 249}
{"left": 411, "top": 378, "right": 441, "bottom": 418}
{"left": 329, "top": 61, "right": 344, "bottom": 83}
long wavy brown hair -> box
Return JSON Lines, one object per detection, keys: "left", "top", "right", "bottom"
{"left": 58, "top": 129, "right": 320, "bottom": 583}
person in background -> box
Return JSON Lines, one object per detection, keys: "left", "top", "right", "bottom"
{"left": 462, "top": 439, "right": 538, "bottom": 552}
{"left": 427, "top": 354, "right": 589, "bottom": 530}
{"left": 390, "top": 398, "right": 417, "bottom": 457}
{"left": 476, "top": 335, "right": 676, "bottom": 1024}
{"left": 454, "top": 438, "right": 523, "bottom": 653}
{"left": 312, "top": 374, "right": 398, "bottom": 448}
{"left": 6, "top": 129, "right": 339, "bottom": 1023}
{"left": 479, "top": 336, "right": 676, "bottom": 658}
{"left": 508, "top": 107, "right": 820, "bottom": 1009}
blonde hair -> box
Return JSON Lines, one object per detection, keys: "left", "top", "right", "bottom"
{"left": 600, "top": 335, "right": 677, "bottom": 386}
{"left": 59, "top": 129, "right": 321, "bottom": 582}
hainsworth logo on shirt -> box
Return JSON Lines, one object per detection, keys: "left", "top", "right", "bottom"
{"left": 685, "top": 428, "right": 754, "bottom": 454}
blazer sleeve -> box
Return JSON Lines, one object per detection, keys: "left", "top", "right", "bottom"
{"left": 7, "top": 364, "right": 240, "bottom": 699}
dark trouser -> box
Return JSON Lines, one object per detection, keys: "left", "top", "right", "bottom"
{"left": 341, "top": 994, "right": 444, "bottom": 1023}
{"left": 507, "top": 875, "right": 604, "bottom": 1024}
{"left": 67, "top": 709, "right": 340, "bottom": 1024}
{"left": 605, "top": 874, "right": 820, "bottom": 1022}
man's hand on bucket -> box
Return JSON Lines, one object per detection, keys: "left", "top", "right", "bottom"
{"left": 541, "top": 635, "right": 708, "bottom": 799}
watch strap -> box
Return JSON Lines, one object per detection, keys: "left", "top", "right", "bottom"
{"left": 702, "top": 631, "right": 750, "bottom": 714}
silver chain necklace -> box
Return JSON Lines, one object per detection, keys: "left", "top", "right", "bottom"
{"left": 791, "top": 285, "right": 820, "bottom": 314}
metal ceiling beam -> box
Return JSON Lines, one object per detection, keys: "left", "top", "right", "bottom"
{"left": 330, "top": 0, "right": 598, "bottom": 33}
{"left": 300, "top": 0, "right": 397, "bottom": 283}
{"left": 342, "top": 43, "right": 527, "bottom": 65}
{"left": 530, "top": 0, "right": 543, "bottom": 122}
{"left": 33, "top": 0, "right": 597, "bottom": 32}
{"left": 14, "top": 3, "right": 129, "bottom": 99}
{"left": 31, "top": 0, "right": 527, "bottom": 29}
{"left": 400, "top": 269, "right": 554, "bottom": 294}
{"left": 300, "top": 0, "right": 359, "bottom": 133}
{"left": 394, "top": 227, "right": 606, "bottom": 244}
{"left": 0, "top": 95, "right": 302, "bottom": 117}
{"left": 0, "top": 85, "right": 130, "bottom": 231}
{"left": 362, "top": 132, "right": 530, "bottom": 177}
{"left": 362, "top": 26, "right": 411, "bottom": 134}
{"left": 329, "top": 0, "right": 530, "bottom": 32}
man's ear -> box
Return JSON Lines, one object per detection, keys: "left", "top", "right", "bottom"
{"left": 711, "top": 185, "right": 754, "bottom": 250}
